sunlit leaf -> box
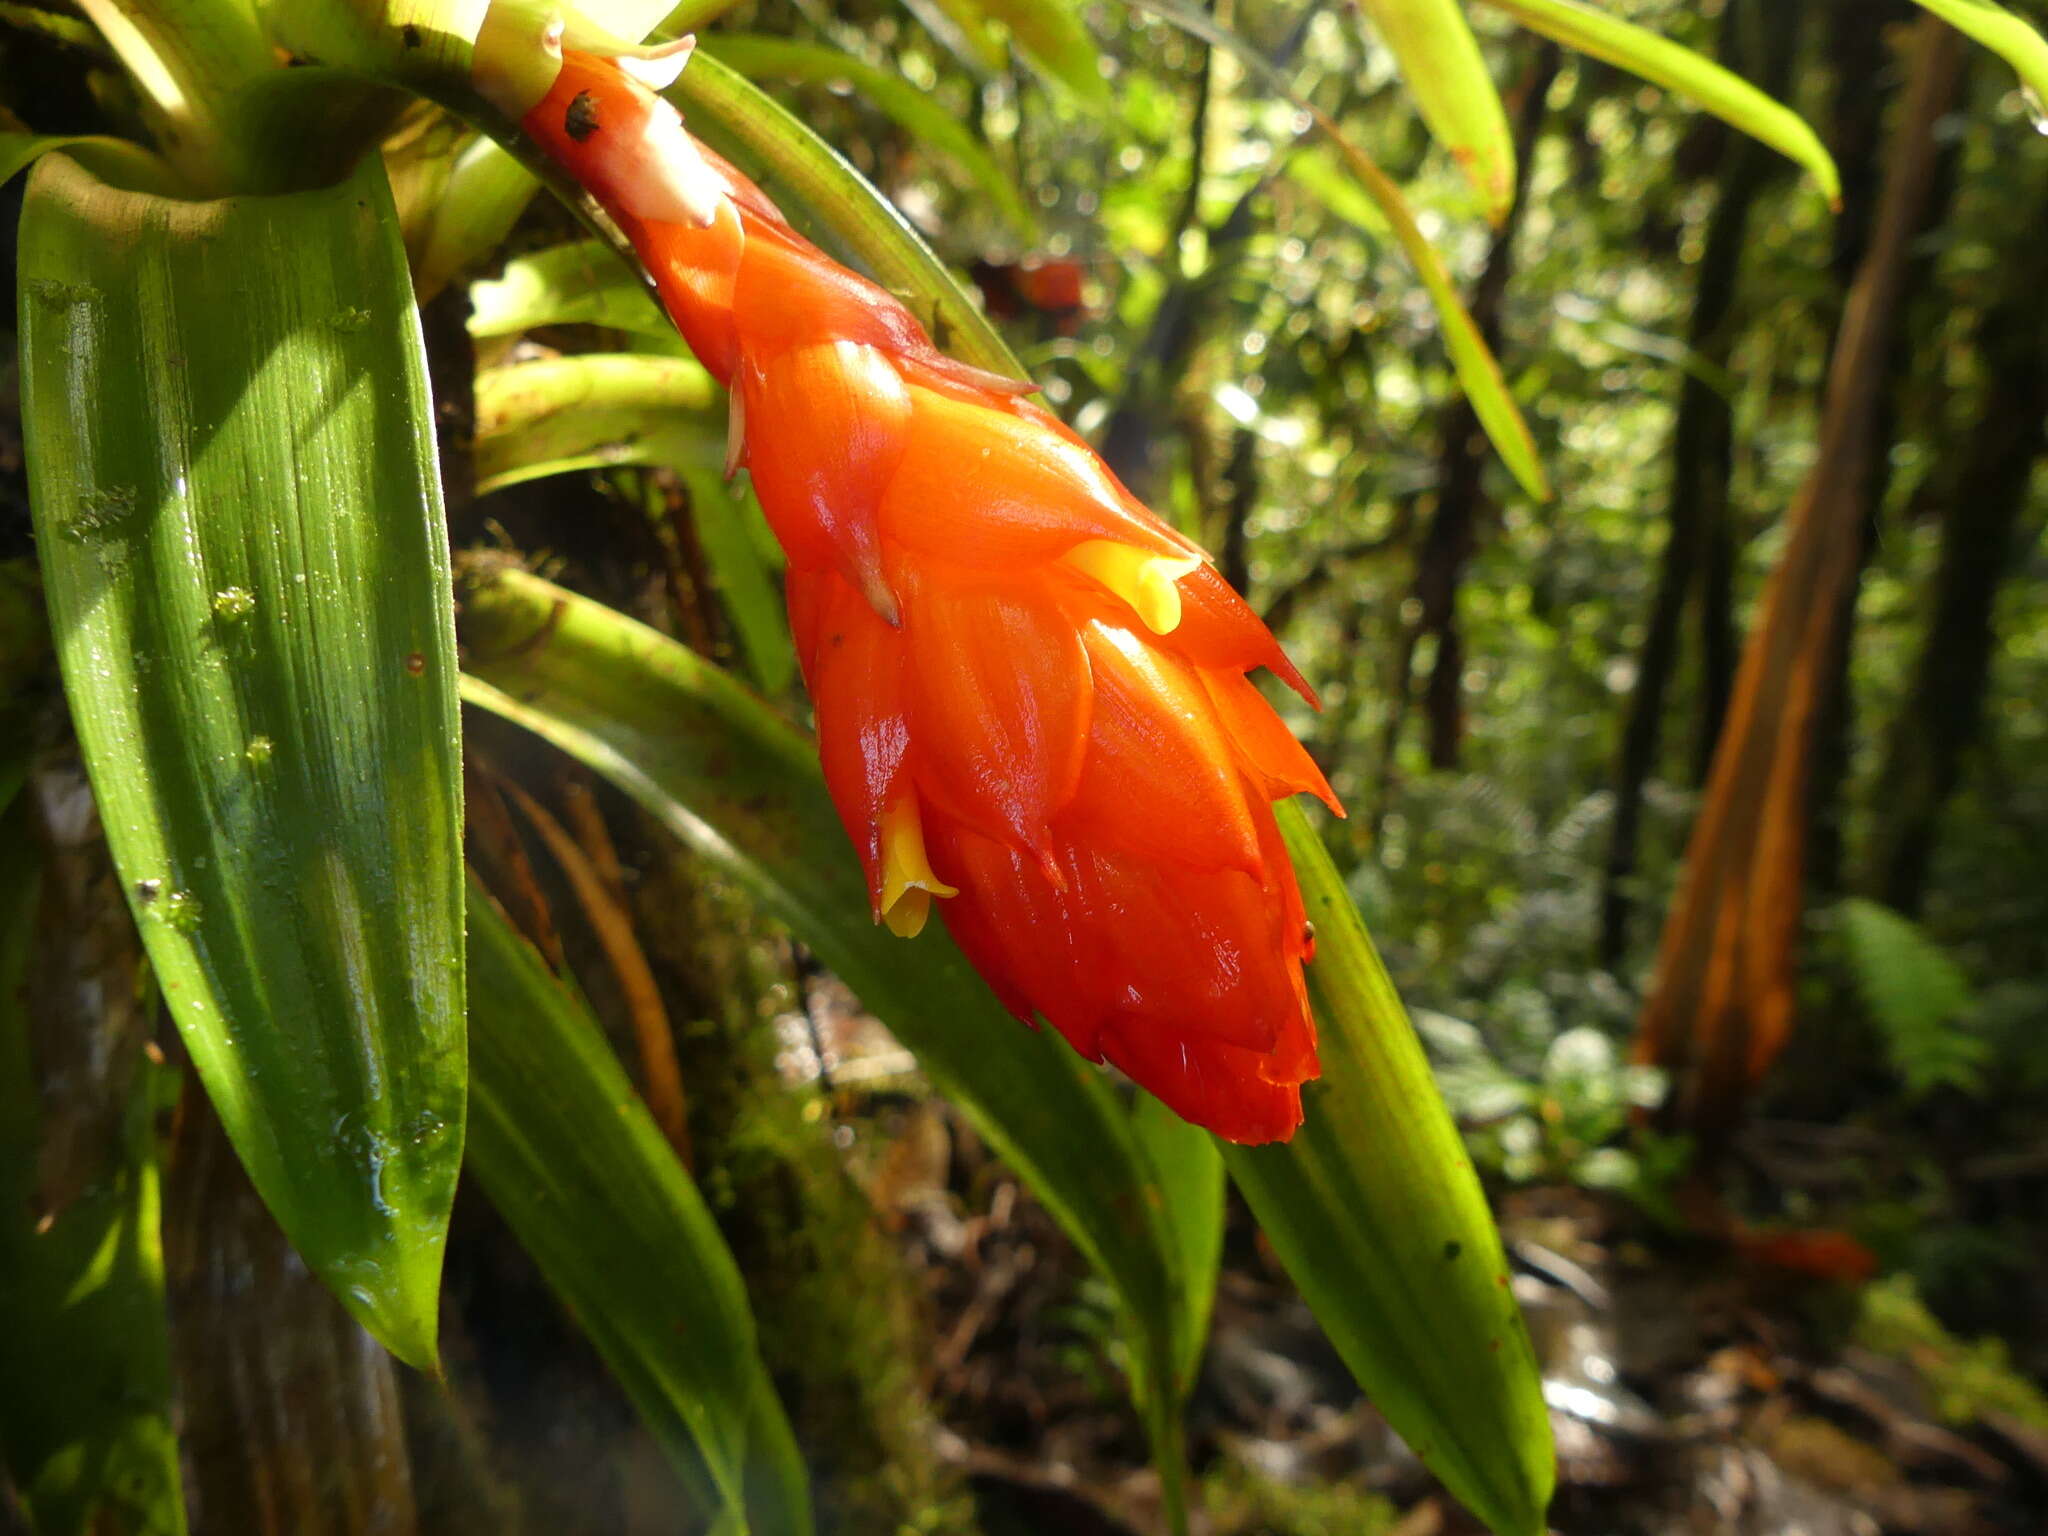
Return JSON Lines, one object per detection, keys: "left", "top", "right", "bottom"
{"left": 474, "top": 353, "right": 723, "bottom": 492}
{"left": 467, "top": 238, "right": 668, "bottom": 339}
{"left": 466, "top": 877, "right": 812, "bottom": 1534}
{"left": 1477, "top": 0, "right": 1842, "bottom": 206}
{"left": 457, "top": 566, "right": 1210, "bottom": 1530}
{"left": 1356, "top": 0, "right": 1518, "bottom": 224}
{"left": 1223, "top": 803, "right": 1555, "bottom": 1536}
{"left": 1129, "top": 1092, "right": 1224, "bottom": 1393}
{"left": 1912, "top": 0, "right": 2048, "bottom": 105}
{"left": 415, "top": 135, "right": 541, "bottom": 298}
{"left": 19, "top": 152, "right": 465, "bottom": 1368}
{"left": 704, "top": 35, "right": 1035, "bottom": 236}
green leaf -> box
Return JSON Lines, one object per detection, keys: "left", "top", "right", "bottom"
{"left": 1223, "top": 803, "right": 1554, "bottom": 1536}
{"left": 667, "top": 53, "right": 1015, "bottom": 369}
{"left": 474, "top": 353, "right": 724, "bottom": 492}
{"left": 0, "top": 805, "right": 185, "bottom": 1536}
{"left": 466, "top": 878, "right": 812, "bottom": 1534}
{"left": 0, "top": 131, "right": 173, "bottom": 192}
{"left": 457, "top": 566, "right": 1210, "bottom": 1530}
{"left": 1477, "top": 0, "right": 1843, "bottom": 207}
{"left": 19, "top": 152, "right": 466, "bottom": 1368}
{"left": 414, "top": 136, "right": 541, "bottom": 297}
{"left": 1130, "top": 1092, "right": 1225, "bottom": 1394}
{"left": 468, "top": 238, "right": 670, "bottom": 340}
{"left": 973, "top": 0, "right": 1112, "bottom": 106}
{"left": 678, "top": 467, "right": 799, "bottom": 695}
{"left": 1356, "top": 0, "right": 1518, "bottom": 224}
{"left": 1129, "top": 0, "right": 1551, "bottom": 501}
{"left": 1913, "top": 0, "right": 2048, "bottom": 104}
{"left": 69, "top": 0, "right": 271, "bottom": 193}
{"left": 704, "top": 35, "right": 1036, "bottom": 236}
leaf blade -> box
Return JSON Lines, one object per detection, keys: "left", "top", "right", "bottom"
{"left": 19, "top": 152, "right": 466, "bottom": 1368}
{"left": 1912, "top": 0, "right": 2048, "bottom": 104}
{"left": 704, "top": 34, "right": 1037, "bottom": 237}
{"left": 1223, "top": 803, "right": 1555, "bottom": 1536}
{"left": 466, "top": 878, "right": 813, "bottom": 1534}
{"left": 1478, "top": 0, "right": 1842, "bottom": 206}
{"left": 1356, "top": 0, "right": 1518, "bottom": 223}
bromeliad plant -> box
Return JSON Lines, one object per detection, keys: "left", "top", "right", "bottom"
{"left": 486, "top": 19, "right": 1340, "bottom": 1143}
{"left": 10, "top": 0, "right": 2036, "bottom": 1531}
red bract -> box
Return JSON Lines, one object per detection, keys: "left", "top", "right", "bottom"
{"left": 509, "top": 42, "right": 1343, "bottom": 1143}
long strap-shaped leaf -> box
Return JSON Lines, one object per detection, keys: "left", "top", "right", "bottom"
{"left": 1355, "top": 0, "right": 1519, "bottom": 225}
{"left": 1475, "top": 0, "right": 1842, "bottom": 206}
{"left": 18, "top": 152, "right": 466, "bottom": 1368}
{"left": 1228, "top": 803, "right": 1555, "bottom": 1536}
{"left": 456, "top": 568, "right": 1213, "bottom": 1528}
{"left": 466, "top": 877, "right": 812, "bottom": 1535}
{"left": 703, "top": 35, "right": 1037, "bottom": 236}
{"left": 1912, "top": 0, "right": 2048, "bottom": 102}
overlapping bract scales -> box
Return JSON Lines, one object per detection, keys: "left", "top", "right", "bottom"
{"left": 520, "top": 48, "right": 1343, "bottom": 1142}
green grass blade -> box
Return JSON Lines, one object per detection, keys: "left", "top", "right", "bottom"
{"left": 1913, "top": 0, "right": 2048, "bottom": 103}
{"left": 466, "top": 878, "right": 813, "bottom": 1534}
{"left": 1224, "top": 802, "right": 1554, "bottom": 1536}
{"left": 1357, "top": 0, "right": 1518, "bottom": 224}
{"left": 705, "top": 35, "right": 1037, "bottom": 237}
{"left": 1479, "top": 0, "right": 1842, "bottom": 206}
{"left": 18, "top": 152, "right": 466, "bottom": 1369}
{"left": 457, "top": 566, "right": 1204, "bottom": 1528}
{"left": 474, "top": 353, "right": 723, "bottom": 492}
{"left": 0, "top": 805, "right": 186, "bottom": 1536}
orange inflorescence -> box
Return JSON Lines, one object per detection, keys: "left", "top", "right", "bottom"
{"left": 519, "top": 47, "right": 1343, "bottom": 1143}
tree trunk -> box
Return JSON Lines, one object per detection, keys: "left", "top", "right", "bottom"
{"left": 1632, "top": 17, "right": 1964, "bottom": 1150}
{"left": 1866, "top": 168, "right": 2048, "bottom": 912}
{"left": 1601, "top": 0, "right": 1795, "bottom": 964}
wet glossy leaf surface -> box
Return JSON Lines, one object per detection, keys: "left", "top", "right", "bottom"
{"left": 19, "top": 151, "right": 465, "bottom": 1367}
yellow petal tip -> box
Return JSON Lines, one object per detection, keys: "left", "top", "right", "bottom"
{"left": 1062, "top": 540, "right": 1202, "bottom": 635}
{"left": 878, "top": 795, "right": 955, "bottom": 939}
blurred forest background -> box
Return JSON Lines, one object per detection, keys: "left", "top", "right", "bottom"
{"left": 5, "top": 0, "right": 2048, "bottom": 1532}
